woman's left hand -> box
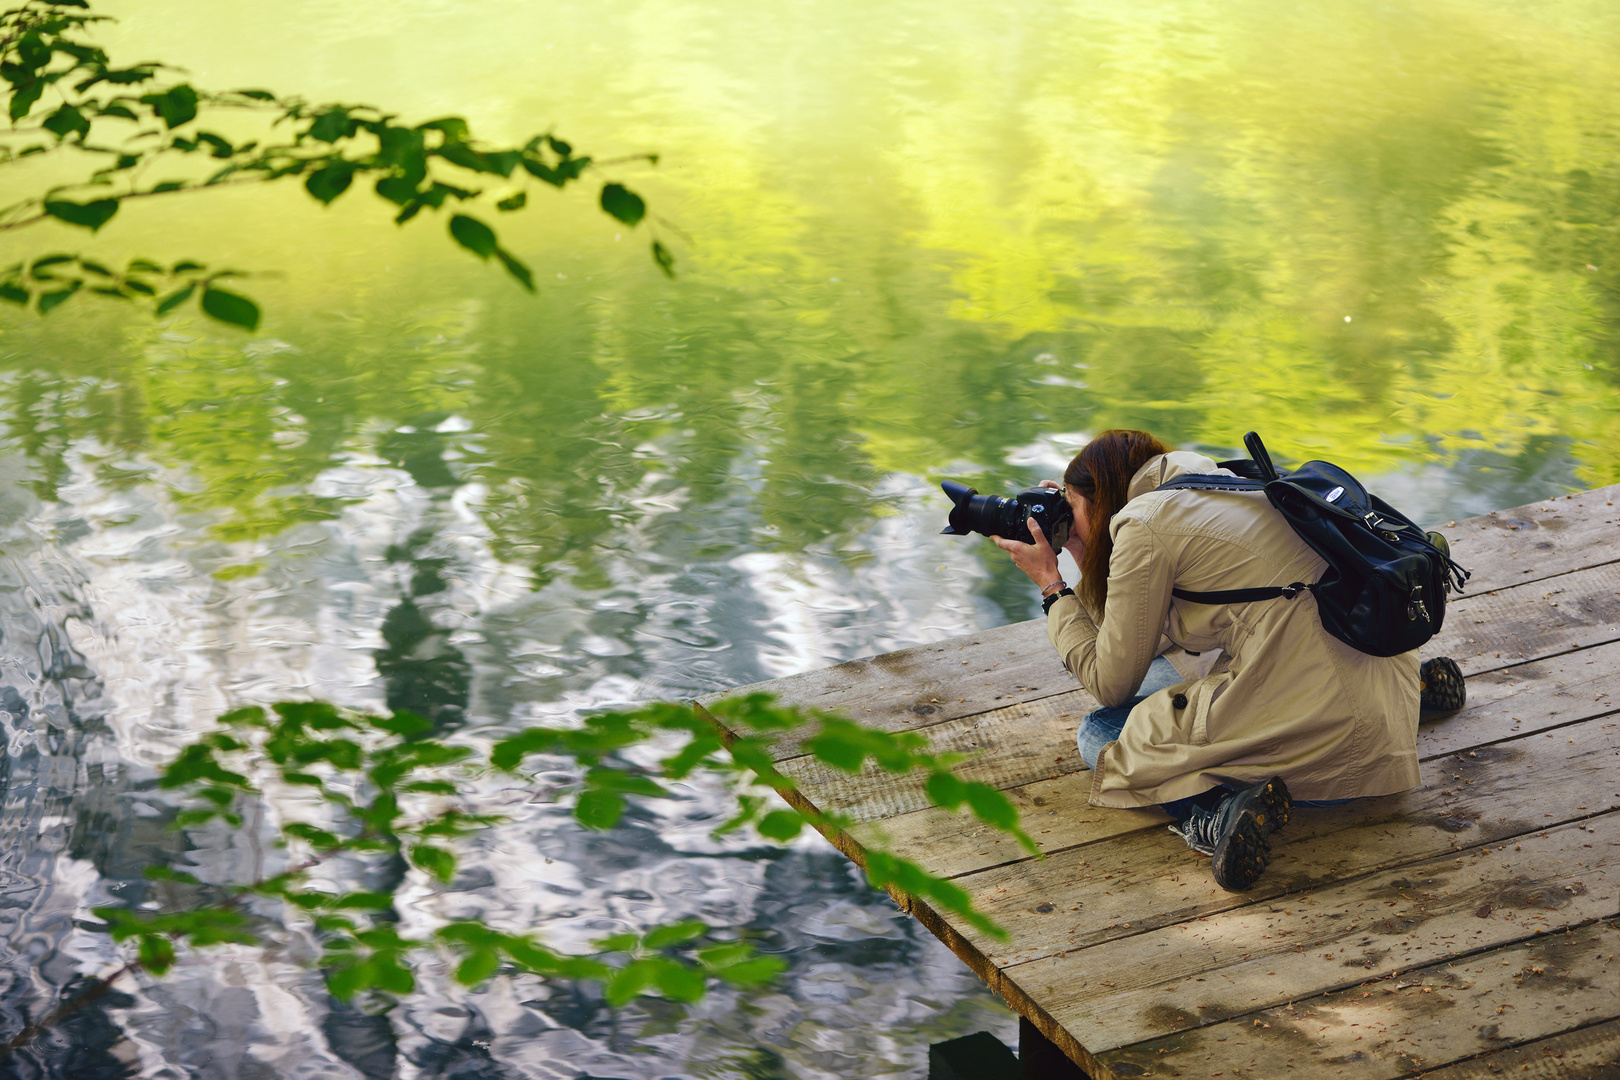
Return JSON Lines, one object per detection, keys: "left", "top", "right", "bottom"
{"left": 990, "top": 517, "right": 1062, "bottom": 588}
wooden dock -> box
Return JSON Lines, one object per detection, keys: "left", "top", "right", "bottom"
{"left": 701, "top": 484, "right": 1620, "bottom": 1078}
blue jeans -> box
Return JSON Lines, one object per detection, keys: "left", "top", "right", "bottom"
{"left": 1075, "top": 655, "right": 1351, "bottom": 820}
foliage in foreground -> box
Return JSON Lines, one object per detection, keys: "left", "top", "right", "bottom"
{"left": 11, "top": 694, "right": 1036, "bottom": 1053}
{"left": 0, "top": 0, "right": 667, "bottom": 331}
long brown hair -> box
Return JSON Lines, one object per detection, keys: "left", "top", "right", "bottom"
{"left": 1064, "top": 429, "right": 1171, "bottom": 612}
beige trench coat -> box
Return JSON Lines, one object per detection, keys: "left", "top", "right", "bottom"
{"left": 1046, "top": 451, "right": 1421, "bottom": 808}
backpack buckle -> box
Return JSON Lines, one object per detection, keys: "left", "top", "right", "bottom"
{"left": 1407, "top": 584, "right": 1430, "bottom": 624}
{"left": 1280, "top": 582, "right": 1306, "bottom": 599}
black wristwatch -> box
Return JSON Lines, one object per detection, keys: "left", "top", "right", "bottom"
{"left": 1041, "top": 586, "right": 1074, "bottom": 614}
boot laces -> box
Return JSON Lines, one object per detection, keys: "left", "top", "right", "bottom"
{"left": 1167, "top": 806, "right": 1221, "bottom": 856}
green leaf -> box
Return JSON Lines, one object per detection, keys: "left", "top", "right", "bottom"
{"left": 98, "top": 103, "right": 138, "bottom": 120}
{"left": 370, "top": 709, "right": 432, "bottom": 737}
{"left": 334, "top": 891, "right": 395, "bottom": 910}
{"left": 805, "top": 732, "right": 864, "bottom": 773}
{"left": 37, "top": 282, "right": 81, "bottom": 314}
{"left": 219, "top": 706, "right": 267, "bottom": 727}
{"left": 495, "top": 248, "right": 533, "bottom": 292}
{"left": 600, "top": 184, "right": 645, "bottom": 226}
{"left": 44, "top": 198, "right": 119, "bottom": 232}
{"left": 400, "top": 780, "right": 457, "bottom": 795}
{"left": 326, "top": 959, "right": 371, "bottom": 1001}
{"left": 305, "top": 162, "right": 355, "bottom": 204}
{"left": 0, "top": 283, "right": 29, "bottom": 306}
{"left": 643, "top": 920, "right": 707, "bottom": 950}
{"left": 375, "top": 174, "right": 418, "bottom": 205}
{"left": 154, "top": 282, "right": 195, "bottom": 315}
{"left": 605, "top": 960, "right": 658, "bottom": 1006}
{"left": 925, "top": 771, "right": 966, "bottom": 810}
{"left": 200, "top": 286, "right": 260, "bottom": 330}
{"left": 372, "top": 954, "right": 415, "bottom": 995}
{"left": 10, "top": 82, "right": 44, "bottom": 122}
{"left": 490, "top": 728, "right": 563, "bottom": 770}
{"left": 585, "top": 767, "right": 671, "bottom": 799}
{"left": 652, "top": 240, "right": 676, "bottom": 278}
{"left": 963, "top": 782, "right": 1020, "bottom": 833}
{"left": 417, "top": 116, "right": 470, "bottom": 141}
{"left": 137, "top": 934, "right": 175, "bottom": 975}
{"left": 654, "top": 959, "right": 706, "bottom": 1002}
{"left": 495, "top": 191, "right": 526, "bottom": 212}
{"left": 282, "top": 822, "right": 342, "bottom": 848}
{"left": 454, "top": 948, "right": 500, "bottom": 986}
{"left": 43, "top": 104, "right": 90, "bottom": 140}
{"left": 142, "top": 84, "right": 199, "bottom": 128}
{"left": 410, "top": 844, "right": 456, "bottom": 882}
{"left": 574, "top": 788, "right": 625, "bottom": 830}
{"left": 448, "top": 214, "right": 497, "bottom": 259}
{"left": 756, "top": 810, "right": 804, "bottom": 841}
{"left": 306, "top": 107, "right": 350, "bottom": 143}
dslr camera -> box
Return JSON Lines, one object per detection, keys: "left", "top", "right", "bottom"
{"left": 939, "top": 480, "right": 1072, "bottom": 549}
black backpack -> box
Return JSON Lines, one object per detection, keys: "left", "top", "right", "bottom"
{"left": 1155, "top": 432, "right": 1470, "bottom": 657}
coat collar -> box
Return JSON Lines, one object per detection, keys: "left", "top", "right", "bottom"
{"left": 1126, "top": 450, "right": 1227, "bottom": 502}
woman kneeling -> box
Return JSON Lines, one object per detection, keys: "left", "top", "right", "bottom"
{"left": 992, "top": 430, "right": 1456, "bottom": 891}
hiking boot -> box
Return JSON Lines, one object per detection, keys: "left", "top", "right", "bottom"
{"left": 1420, "top": 656, "right": 1466, "bottom": 713}
{"left": 1247, "top": 774, "right": 1292, "bottom": 836}
{"left": 1167, "top": 780, "right": 1282, "bottom": 892}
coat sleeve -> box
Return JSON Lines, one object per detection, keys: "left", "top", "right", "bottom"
{"left": 1045, "top": 517, "right": 1176, "bottom": 706}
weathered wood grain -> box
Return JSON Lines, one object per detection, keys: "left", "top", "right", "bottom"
{"left": 1430, "top": 560, "right": 1620, "bottom": 677}
{"left": 1409, "top": 1017, "right": 1620, "bottom": 1079}
{"left": 700, "top": 619, "right": 1073, "bottom": 759}
{"left": 849, "top": 769, "right": 1168, "bottom": 880}
{"left": 777, "top": 689, "right": 1095, "bottom": 823}
{"left": 1018, "top": 815, "right": 1615, "bottom": 1053}
{"left": 1417, "top": 640, "right": 1620, "bottom": 759}
{"left": 951, "top": 715, "right": 1617, "bottom": 969}
{"left": 1095, "top": 921, "right": 1620, "bottom": 1080}
{"left": 1432, "top": 483, "right": 1620, "bottom": 592}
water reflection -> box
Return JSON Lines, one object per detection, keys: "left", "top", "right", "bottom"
{"left": 1, "top": 0, "right": 1619, "bottom": 1075}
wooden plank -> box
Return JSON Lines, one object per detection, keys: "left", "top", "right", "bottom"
{"left": 850, "top": 769, "right": 1168, "bottom": 880}
{"left": 1429, "top": 560, "right": 1620, "bottom": 677}
{"left": 1410, "top": 1017, "right": 1620, "bottom": 1079}
{"left": 777, "top": 690, "right": 1097, "bottom": 823}
{"left": 700, "top": 619, "right": 1073, "bottom": 759}
{"left": 951, "top": 714, "right": 1616, "bottom": 970}
{"left": 1417, "top": 640, "right": 1620, "bottom": 759}
{"left": 1431, "top": 483, "right": 1620, "bottom": 592}
{"left": 1094, "top": 921, "right": 1620, "bottom": 1080}
{"left": 834, "top": 641, "right": 1618, "bottom": 885}
{"left": 1020, "top": 814, "right": 1615, "bottom": 1054}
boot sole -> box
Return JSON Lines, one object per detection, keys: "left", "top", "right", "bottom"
{"left": 1210, "top": 807, "right": 1270, "bottom": 892}
{"left": 1249, "top": 775, "right": 1292, "bottom": 837}
{"left": 1420, "top": 656, "right": 1466, "bottom": 713}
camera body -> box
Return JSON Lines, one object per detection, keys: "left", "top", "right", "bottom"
{"left": 940, "top": 480, "right": 1072, "bottom": 550}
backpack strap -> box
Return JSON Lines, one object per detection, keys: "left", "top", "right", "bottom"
{"left": 1155, "top": 474, "right": 1265, "bottom": 493}
{"left": 1172, "top": 581, "right": 1315, "bottom": 604}
{"left": 1155, "top": 473, "right": 1315, "bottom": 605}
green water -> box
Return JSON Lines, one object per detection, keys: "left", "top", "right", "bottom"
{"left": 2, "top": 1, "right": 1618, "bottom": 1076}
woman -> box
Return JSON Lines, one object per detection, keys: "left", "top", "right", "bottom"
{"left": 992, "top": 430, "right": 1460, "bottom": 891}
